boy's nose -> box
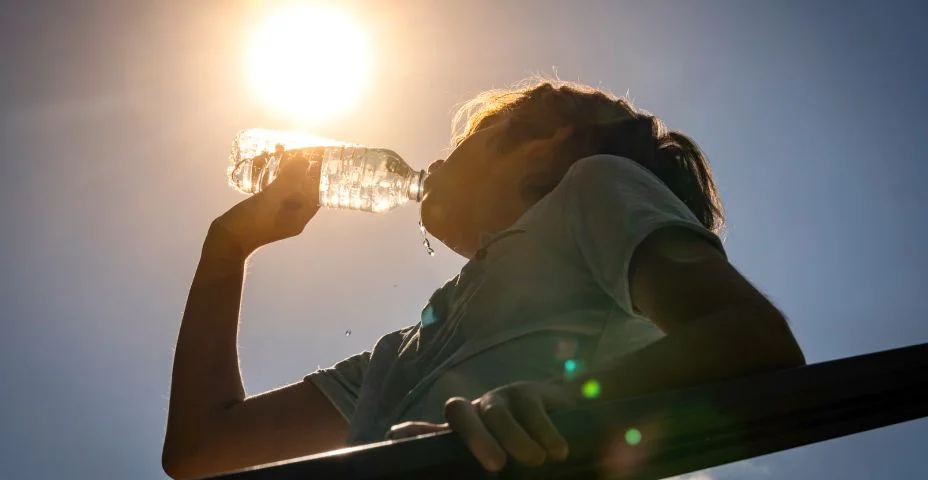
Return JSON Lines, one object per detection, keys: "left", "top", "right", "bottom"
{"left": 427, "top": 159, "right": 445, "bottom": 175}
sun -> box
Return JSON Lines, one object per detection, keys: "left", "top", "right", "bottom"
{"left": 246, "top": 3, "right": 371, "bottom": 123}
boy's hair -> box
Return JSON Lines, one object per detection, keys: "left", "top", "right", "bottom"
{"left": 452, "top": 79, "right": 725, "bottom": 234}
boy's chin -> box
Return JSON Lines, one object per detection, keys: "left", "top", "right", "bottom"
{"left": 420, "top": 199, "right": 445, "bottom": 231}
{"left": 420, "top": 202, "right": 474, "bottom": 257}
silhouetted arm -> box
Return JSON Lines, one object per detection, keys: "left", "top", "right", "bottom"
{"left": 555, "top": 228, "right": 806, "bottom": 402}
{"left": 162, "top": 224, "right": 348, "bottom": 479}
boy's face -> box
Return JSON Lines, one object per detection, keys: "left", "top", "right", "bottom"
{"left": 420, "top": 114, "right": 519, "bottom": 258}
{"left": 421, "top": 113, "right": 569, "bottom": 259}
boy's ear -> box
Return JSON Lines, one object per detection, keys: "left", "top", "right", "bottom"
{"left": 518, "top": 125, "right": 574, "bottom": 157}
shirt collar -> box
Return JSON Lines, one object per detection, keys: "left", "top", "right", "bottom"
{"left": 478, "top": 231, "right": 497, "bottom": 249}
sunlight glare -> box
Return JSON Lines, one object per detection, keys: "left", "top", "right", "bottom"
{"left": 246, "top": 3, "right": 371, "bottom": 123}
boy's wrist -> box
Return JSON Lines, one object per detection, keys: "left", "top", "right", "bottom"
{"left": 203, "top": 221, "right": 251, "bottom": 263}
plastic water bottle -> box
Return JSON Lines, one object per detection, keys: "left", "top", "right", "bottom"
{"left": 227, "top": 128, "right": 425, "bottom": 213}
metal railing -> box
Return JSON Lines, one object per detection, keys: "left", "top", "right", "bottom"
{"left": 211, "top": 342, "right": 928, "bottom": 480}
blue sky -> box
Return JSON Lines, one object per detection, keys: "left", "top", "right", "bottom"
{"left": 1, "top": 1, "right": 925, "bottom": 478}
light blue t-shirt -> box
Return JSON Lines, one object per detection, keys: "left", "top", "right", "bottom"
{"left": 305, "top": 154, "right": 725, "bottom": 446}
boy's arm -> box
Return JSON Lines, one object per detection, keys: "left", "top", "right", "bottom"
{"left": 555, "top": 156, "right": 805, "bottom": 400}
{"left": 162, "top": 225, "right": 348, "bottom": 480}
{"left": 558, "top": 228, "right": 806, "bottom": 401}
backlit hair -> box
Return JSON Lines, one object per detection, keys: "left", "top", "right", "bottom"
{"left": 452, "top": 78, "right": 725, "bottom": 234}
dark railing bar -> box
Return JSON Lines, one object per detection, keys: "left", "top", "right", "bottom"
{"left": 210, "top": 342, "right": 928, "bottom": 480}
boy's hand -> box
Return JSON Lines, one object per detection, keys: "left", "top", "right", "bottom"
{"left": 213, "top": 153, "right": 321, "bottom": 256}
{"left": 386, "top": 381, "right": 576, "bottom": 472}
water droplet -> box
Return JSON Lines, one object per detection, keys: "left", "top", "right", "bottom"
{"left": 345, "top": 329, "right": 352, "bottom": 336}
{"left": 418, "top": 220, "right": 435, "bottom": 256}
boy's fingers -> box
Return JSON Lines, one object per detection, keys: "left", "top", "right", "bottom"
{"left": 512, "top": 399, "right": 569, "bottom": 461}
{"left": 276, "top": 154, "right": 310, "bottom": 184}
{"left": 445, "top": 397, "right": 508, "bottom": 472}
{"left": 478, "top": 398, "right": 547, "bottom": 467}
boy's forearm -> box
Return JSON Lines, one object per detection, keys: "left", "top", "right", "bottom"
{"left": 553, "top": 305, "right": 806, "bottom": 404}
{"left": 166, "top": 224, "right": 251, "bottom": 443}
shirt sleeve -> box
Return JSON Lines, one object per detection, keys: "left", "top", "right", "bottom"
{"left": 564, "top": 154, "right": 726, "bottom": 316}
{"left": 304, "top": 350, "right": 371, "bottom": 423}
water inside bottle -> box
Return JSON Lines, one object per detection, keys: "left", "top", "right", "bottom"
{"left": 316, "top": 147, "right": 421, "bottom": 213}
{"left": 228, "top": 140, "right": 423, "bottom": 213}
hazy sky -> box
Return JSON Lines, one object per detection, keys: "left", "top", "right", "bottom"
{"left": 1, "top": 1, "right": 926, "bottom": 478}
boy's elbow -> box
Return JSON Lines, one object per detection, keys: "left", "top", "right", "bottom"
{"left": 162, "top": 429, "right": 207, "bottom": 480}
{"left": 755, "top": 306, "right": 806, "bottom": 370}
{"left": 162, "top": 439, "right": 192, "bottom": 480}
{"left": 161, "top": 445, "right": 184, "bottom": 479}
{"left": 782, "top": 340, "right": 807, "bottom": 368}
{"left": 770, "top": 341, "right": 806, "bottom": 370}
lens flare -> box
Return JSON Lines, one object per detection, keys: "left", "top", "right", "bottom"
{"left": 582, "top": 379, "right": 601, "bottom": 399}
{"left": 564, "top": 359, "right": 577, "bottom": 374}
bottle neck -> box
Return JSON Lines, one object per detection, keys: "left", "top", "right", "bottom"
{"left": 407, "top": 169, "right": 426, "bottom": 202}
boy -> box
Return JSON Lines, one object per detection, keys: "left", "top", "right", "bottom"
{"left": 162, "top": 80, "right": 805, "bottom": 478}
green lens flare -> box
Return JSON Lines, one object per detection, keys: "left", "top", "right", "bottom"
{"left": 564, "top": 359, "right": 577, "bottom": 373}
{"left": 581, "top": 379, "right": 601, "bottom": 399}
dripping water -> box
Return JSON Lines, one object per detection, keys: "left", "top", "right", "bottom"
{"left": 419, "top": 220, "right": 435, "bottom": 256}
